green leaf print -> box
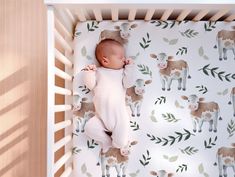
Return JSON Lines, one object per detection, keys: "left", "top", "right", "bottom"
{"left": 196, "top": 85, "right": 208, "bottom": 94}
{"left": 150, "top": 20, "right": 184, "bottom": 29}
{"left": 176, "top": 164, "right": 188, "bottom": 173}
{"left": 147, "top": 129, "right": 195, "bottom": 146}
{"left": 180, "top": 29, "right": 199, "bottom": 38}
{"left": 198, "top": 64, "right": 235, "bottom": 82}
{"left": 79, "top": 85, "right": 91, "bottom": 94}
{"left": 130, "top": 121, "right": 140, "bottom": 131}
{"left": 139, "top": 33, "right": 151, "bottom": 49}
{"left": 81, "top": 163, "right": 87, "bottom": 173}
{"left": 176, "top": 47, "right": 187, "bottom": 55}
{"left": 87, "top": 21, "right": 99, "bottom": 32}
{"left": 137, "top": 64, "right": 152, "bottom": 78}
{"left": 204, "top": 21, "right": 217, "bottom": 32}
{"left": 154, "top": 96, "right": 166, "bottom": 105}
{"left": 227, "top": 119, "right": 235, "bottom": 138}
{"left": 87, "top": 139, "right": 99, "bottom": 149}
{"left": 162, "top": 113, "right": 180, "bottom": 123}
{"left": 204, "top": 136, "right": 217, "bottom": 149}
{"left": 150, "top": 110, "right": 158, "bottom": 123}
{"left": 139, "top": 150, "right": 151, "bottom": 167}
{"left": 179, "top": 146, "right": 198, "bottom": 155}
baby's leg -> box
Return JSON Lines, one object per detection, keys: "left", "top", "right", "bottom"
{"left": 84, "top": 116, "right": 112, "bottom": 152}
{"left": 111, "top": 122, "right": 129, "bottom": 149}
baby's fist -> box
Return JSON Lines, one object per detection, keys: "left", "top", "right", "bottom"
{"left": 82, "top": 64, "right": 97, "bottom": 71}
{"left": 124, "top": 58, "right": 134, "bottom": 65}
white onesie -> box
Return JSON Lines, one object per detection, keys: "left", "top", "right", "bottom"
{"left": 83, "top": 64, "right": 135, "bottom": 151}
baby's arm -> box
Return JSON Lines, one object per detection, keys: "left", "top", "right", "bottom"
{"left": 122, "top": 58, "right": 136, "bottom": 88}
{"left": 82, "top": 64, "right": 97, "bottom": 90}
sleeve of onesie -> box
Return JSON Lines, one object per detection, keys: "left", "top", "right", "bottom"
{"left": 122, "top": 63, "right": 136, "bottom": 88}
{"left": 82, "top": 70, "right": 97, "bottom": 90}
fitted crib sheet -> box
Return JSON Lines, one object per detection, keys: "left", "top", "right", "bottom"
{"left": 73, "top": 20, "right": 235, "bottom": 177}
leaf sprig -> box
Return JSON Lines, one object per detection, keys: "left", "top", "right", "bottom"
{"left": 204, "top": 21, "right": 217, "bottom": 32}
{"left": 179, "top": 146, "right": 198, "bottom": 155}
{"left": 137, "top": 64, "right": 152, "bottom": 78}
{"left": 87, "top": 21, "right": 99, "bottom": 32}
{"left": 176, "top": 47, "right": 187, "bottom": 55}
{"left": 147, "top": 129, "right": 195, "bottom": 146}
{"left": 176, "top": 164, "right": 188, "bottom": 173}
{"left": 180, "top": 29, "right": 199, "bottom": 38}
{"left": 162, "top": 113, "right": 180, "bottom": 123}
{"left": 199, "top": 64, "right": 235, "bottom": 82}
{"left": 155, "top": 96, "right": 166, "bottom": 105}
{"left": 227, "top": 119, "right": 235, "bottom": 138}
{"left": 204, "top": 136, "right": 217, "bottom": 149}
{"left": 87, "top": 139, "right": 99, "bottom": 149}
{"left": 139, "top": 33, "right": 151, "bottom": 49}
{"left": 79, "top": 85, "right": 91, "bottom": 94}
{"left": 139, "top": 150, "right": 151, "bottom": 167}
{"left": 196, "top": 85, "right": 208, "bottom": 94}
{"left": 130, "top": 121, "right": 140, "bottom": 131}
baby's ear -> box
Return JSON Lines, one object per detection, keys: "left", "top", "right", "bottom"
{"left": 102, "top": 56, "right": 109, "bottom": 64}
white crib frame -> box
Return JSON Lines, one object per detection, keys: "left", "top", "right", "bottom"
{"left": 44, "top": 0, "right": 235, "bottom": 176}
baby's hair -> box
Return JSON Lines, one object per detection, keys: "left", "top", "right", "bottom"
{"left": 95, "top": 39, "right": 123, "bottom": 64}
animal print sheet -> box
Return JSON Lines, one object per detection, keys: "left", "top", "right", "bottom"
{"left": 73, "top": 20, "right": 235, "bottom": 177}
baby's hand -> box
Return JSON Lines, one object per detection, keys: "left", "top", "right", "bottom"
{"left": 124, "top": 58, "right": 134, "bottom": 65}
{"left": 82, "top": 64, "right": 97, "bottom": 71}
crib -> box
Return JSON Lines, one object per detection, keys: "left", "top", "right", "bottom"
{"left": 44, "top": 0, "right": 235, "bottom": 177}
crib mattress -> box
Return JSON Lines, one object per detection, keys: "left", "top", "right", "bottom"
{"left": 73, "top": 20, "right": 235, "bottom": 177}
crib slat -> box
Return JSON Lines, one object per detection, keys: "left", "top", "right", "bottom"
{"left": 128, "top": 9, "right": 137, "bottom": 21}
{"left": 55, "top": 67, "right": 73, "bottom": 81}
{"left": 176, "top": 9, "right": 191, "bottom": 21}
{"left": 55, "top": 49, "right": 73, "bottom": 68}
{"left": 60, "top": 165, "right": 72, "bottom": 177}
{"left": 145, "top": 9, "right": 155, "bottom": 21}
{"left": 192, "top": 9, "right": 210, "bottom": 21}
{"left": 54, "top": 28, "right": 73, "bottom": 53}
{"left": 225, "top": 13, "right": 235, "bottom": 22}
{"left": 111, "top": 9, "right": 119, "bottom": 21}
{"left": 55, "top": 17, "right": 73, "bottom": 41}
{"left": 54, "top": 151, "right": 72, "bottom": 174}
{"left": 76, "top": 9, "right": 86, "bottom": 22}
{"left": 55, "top": 86, "right": 72, "bottom": 95}
{"left": 54, "top": 105, "right": 72, "bottom": 112}
{"left": 93, "top": 9, "right": 103, "bottom": 21}
{"left": 65, "top": 8, "right": 77, "bottom": 24}
{"left": 54, "top": 135, "right": 72, "bottom": 152}
{"left": 55, "top": 120, "right": 72, "bottom": 132}
{"left": 161, "top": 9, "right": 173, "bottom": 21}
{"left": 209, "top": 9, "right": 229, "bottom": 21}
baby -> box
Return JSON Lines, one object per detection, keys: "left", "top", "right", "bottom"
{"left": 82, "top": 39, "right": 135, "bottom": 155}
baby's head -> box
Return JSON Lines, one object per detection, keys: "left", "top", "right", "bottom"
{"left": 95, "top": 39, "right": 126, "bottom": 69}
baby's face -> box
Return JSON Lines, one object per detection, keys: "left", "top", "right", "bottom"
{"left": 105, "top": 45, "right": 126, "bottom": 69}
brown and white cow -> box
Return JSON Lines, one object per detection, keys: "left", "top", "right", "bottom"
{"left": 126, "top": 79, "right": 152, "bottom": 117}
{"left": 100, "top": 141, "right": 138, "bottom": 177}
{"left": 181, "top": 95, "right": 221, "bottom": 133}
{"left": 99, "top": 23, "right": 138, "bottom": 44}
{"left": 214, "top": 143, "right": 235, "bottom": 177}
{"left": 228, "top": 87, "right": 235, "bottom": 117}
{"left": 217, "top": 26, "right": 235, "bottom": 60}
{"left": 150, "top": 170, "right": 174, "bottom": 177}
{"left": 150, "top": 53, "right": 190, "bottom": 91}
{"left": 73, "top": 94, "right": 95, "bottom": 133}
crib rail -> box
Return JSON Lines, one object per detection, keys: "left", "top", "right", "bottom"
{"left": 47, "top": 6, "right": 74, "bottom": 177}
{"left": 45, "top": 1, "right": 235, "bottom": 22}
